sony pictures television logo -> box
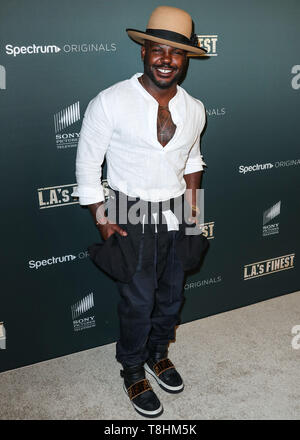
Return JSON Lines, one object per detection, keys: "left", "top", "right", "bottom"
{"left": 71, "top": 292, "right": 96, "bottom": 332}
{"left": 54, "top": 102, "right": 81, "bottom": 150}
{"left": 262, "top": 201, "right": 280, "bottom": 237}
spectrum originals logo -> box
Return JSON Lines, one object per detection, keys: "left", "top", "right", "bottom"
{"left": 5, "top": 43, "right": 117, "bottom": 57}
{"left": 239, "top": 159, "right": 300, "bottom": 174}
{"left": 28, "top": 250, "right": 89, "bottom": 270}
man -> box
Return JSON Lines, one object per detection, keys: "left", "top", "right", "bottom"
{"left": 72, "top": 6, "right": 207, "bottom": 418}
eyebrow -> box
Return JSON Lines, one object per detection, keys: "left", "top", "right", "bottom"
{"left": 151, "top": 43, "right": 185, "bottom": 52}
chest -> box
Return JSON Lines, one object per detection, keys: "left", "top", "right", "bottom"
{"left": 157, "top": 106, "right": 176, "bottom": 148}
{"left": 113, "top": 95, "right": 197, "bottom": 152}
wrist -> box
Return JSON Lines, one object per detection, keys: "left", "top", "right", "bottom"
{"left": 191, "top": 204, "right": 200, "bottom": 214}
{"left": 95, "top": 216, "right": 108, "bottom": 226}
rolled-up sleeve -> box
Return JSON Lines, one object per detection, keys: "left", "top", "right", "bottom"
{"left": 71, "top": 93, "right": 113, "bottom": 205}
{"left": 184, "top": 101, "right": 207, "bottom": 175}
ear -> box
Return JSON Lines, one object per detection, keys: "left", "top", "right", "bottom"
{"left": 141, "top": 44, "right": 145, "bottom": 61}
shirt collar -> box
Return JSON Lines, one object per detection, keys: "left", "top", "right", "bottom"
{"left": 130, "top": 72, "right": 181, "bottom": 106}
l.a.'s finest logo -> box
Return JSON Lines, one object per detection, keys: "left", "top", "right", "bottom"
{"left": 195, "top": 35, "right": 218, "bottom": 56}
{"left": 244, "top": 253, "right": 295, "bottom": 280}
{"left": 263, "top": 201, "right": 281, "bottom": 237}
{"left": 0, "top": 65, "right": 6, "bottom": 90}
{"left": 54, "top": 102, "right": 81, "bottom": 150}
{"left": 200, "top": 221, "right": 215, "bottom": 239}
{"left": 38, "top": 183, "right": 79, "bottom": 209}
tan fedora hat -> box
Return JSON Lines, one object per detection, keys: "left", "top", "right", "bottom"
{"left": 126, "top": 6, "right": 207, "bottom": 56}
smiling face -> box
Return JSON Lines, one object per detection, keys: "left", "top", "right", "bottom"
{"left": 141, "top": 40, "right": 187, "bottom": 89}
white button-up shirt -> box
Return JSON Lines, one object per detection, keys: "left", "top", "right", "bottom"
{"left": 72, "top": 72, "right": 206, "bottom": 231}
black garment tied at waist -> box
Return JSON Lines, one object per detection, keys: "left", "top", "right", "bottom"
{"left": 88, "top": 187, "right": 209, "bottom": 283}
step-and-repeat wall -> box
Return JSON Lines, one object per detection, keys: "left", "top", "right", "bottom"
{"left": 0, "top": 0, "right": 299, "bottom": 372}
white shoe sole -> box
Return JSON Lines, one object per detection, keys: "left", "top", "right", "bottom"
{"left": 144, "top": 363, "right": 184, "bottom": 393}
{"left": 123, "top": 383, "right": 163, "bottom": 418}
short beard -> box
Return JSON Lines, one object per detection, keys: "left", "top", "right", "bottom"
{"left": 143, "top": 62, "right": 182, "bottom": 89}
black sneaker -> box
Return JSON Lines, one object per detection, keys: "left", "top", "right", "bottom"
{"left": 120, "top": 364, "right": 163, "bottom": 418}
{"left": 145, "top": 345, "right": 184, "bottom": 393}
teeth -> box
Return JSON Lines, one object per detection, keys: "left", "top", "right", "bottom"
{"left": 157, "top": 68, "right": 172, "bottom": 73}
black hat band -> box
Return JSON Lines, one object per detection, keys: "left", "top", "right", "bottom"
{"left": 126, "top": 27, "right": 202, "bottom": 49}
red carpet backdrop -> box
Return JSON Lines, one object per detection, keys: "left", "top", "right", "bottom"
{"left": 0, "top": 0, "right": 299, "bottom": 372}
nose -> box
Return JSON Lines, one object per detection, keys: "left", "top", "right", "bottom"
{"left": 161, "top": 50, "right": 172, "bottom": 65}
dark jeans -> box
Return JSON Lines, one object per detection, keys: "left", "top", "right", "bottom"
{"left": 115, "top": 228, "right": 185, "bottom": 368}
